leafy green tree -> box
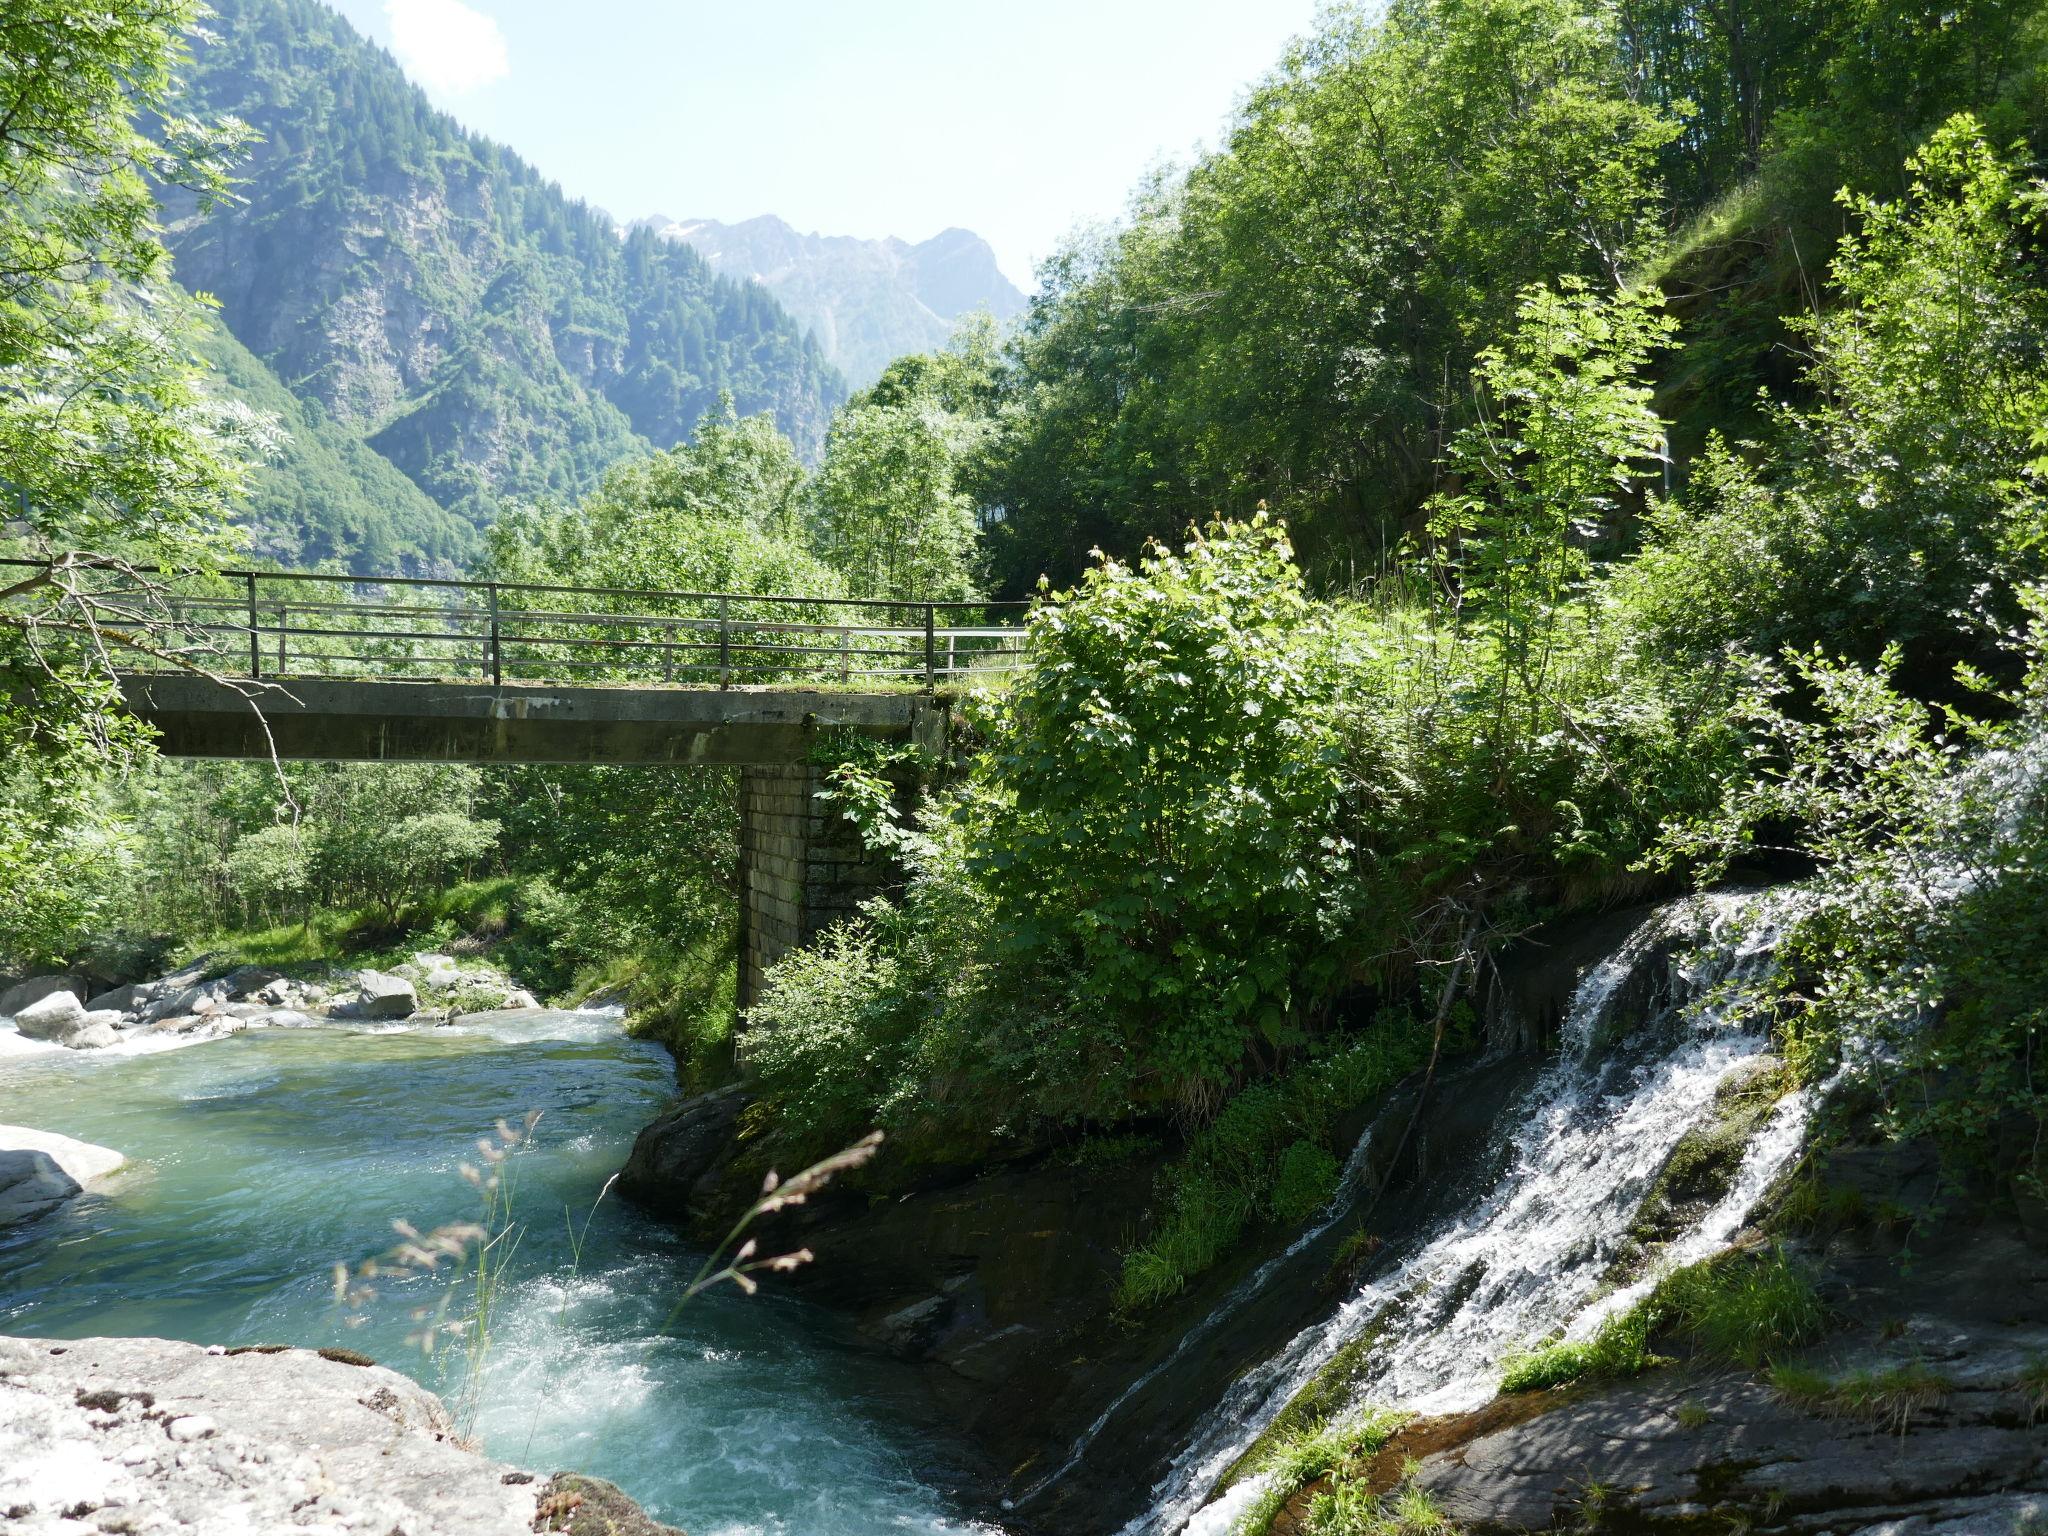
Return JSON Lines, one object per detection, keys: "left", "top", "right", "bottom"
{"left": 1624, "top": 117, "right": 2048, "bottom": 681}
{"left": 296, "top": 765, "right": 498, "bottom": 922}
{"left": 981, "top": 0, "right": 1679, "bottom": 592}
{"left": 810, "top": 399, "right": 982, "bottom": 602}
{"left": 1428, "top": 280, "right": 1675, "bottom": 741}
{"left": 0, "top": 0, "right": 257, "bottom": 971}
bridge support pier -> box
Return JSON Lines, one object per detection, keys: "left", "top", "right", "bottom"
{"left": 737, "top": 766, "right": 905, "bottom": 1014}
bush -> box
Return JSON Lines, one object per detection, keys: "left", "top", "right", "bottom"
{"left": 976, "top": 515, "right": 1356, "bottom": 1106}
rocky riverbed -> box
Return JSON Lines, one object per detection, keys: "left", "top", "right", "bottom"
{"left": 0, "top": 953, "right": 540, "bottom": 1055}
{"left": 0, "top": 1334, "right": 678, "bottom": 1535}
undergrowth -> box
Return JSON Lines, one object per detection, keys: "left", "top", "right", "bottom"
{"left": 1119, "top": 1016, "right": 1437, "bottom": 1311}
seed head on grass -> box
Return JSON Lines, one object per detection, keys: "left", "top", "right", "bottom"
{"left": 678, "top": 1130, "right": 885, "bottom": 1306}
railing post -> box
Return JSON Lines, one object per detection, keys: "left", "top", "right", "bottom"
{"left": 924, "top": 603, "right": 936, "bottom": 693}
{"left": 245, "top": 573, "right": 260, "bottom": 679}
{"left": 839, "top": 626, "right": 851, "bottom": 684}
{"left": 719, "top": 595, "right": 731, "bottom": 689}
{"left": 487, "top": 582, "right": 502, "bottom": 686}
{"left": 276, "top": 603, "right": 287, "bottom": 674}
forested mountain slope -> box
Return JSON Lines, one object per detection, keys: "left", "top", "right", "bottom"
{"left": 164, "top": 0, "right": 845, "bottom": 555}
{"left": 645, "top": 215, "right": 1026, "bottom": 387}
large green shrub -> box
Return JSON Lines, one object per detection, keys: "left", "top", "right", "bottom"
{"left": 976, "top": 515, "right": 1356, "bottom": 1105}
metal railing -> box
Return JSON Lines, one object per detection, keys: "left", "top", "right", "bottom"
{"left": 2, "top": 559, "right": 1033, "bottom": 691}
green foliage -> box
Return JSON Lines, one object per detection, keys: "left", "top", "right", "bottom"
{"left": 1428, "top": 280, "right": 1675, "bottom": 738}
{"left": 0, "top": 0, "right": 255, "bottom": 969}
{"left": 1272, "top": 1142, "right": 1344, "bottom": 1227}
{"left": 1118, "top": 1021, "right": 1432, "bottom": 1310}
{"left": 1500, "top": 1305, "right": 1661, "bottom": 1393}
{"left": 810, "top": 398, "right": 982, "bottom": 602}
{"left": 980, "top": 0, "right": 1681, "bottom": 591}
{"left": 1624, "top": 119, "right": 2048, "bottom": 679}
{"left": 979, "top": 517, "right": 1356, "bottom": 1102}
{"left": 1302, "top": 1474, "right": 1455, "bottom": 1536}
{"left": 1655, "top": 607, "right": 2048, "bottom": 1173}
{"left": 1768, "top": 1359, "right": 1958, "bottom": 1434}
{"left": 1229, "top": 1411, "right": 1405, "bottom": 1536}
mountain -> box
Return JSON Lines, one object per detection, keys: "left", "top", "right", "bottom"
{"left": 162, "top": 0, "right": 846, "bottom": 564}
{"left": 194, "top": 313, "right": 479, "bottom": 570}
{"left": 638, "top": 216, "right": 1026, "bottom": 388}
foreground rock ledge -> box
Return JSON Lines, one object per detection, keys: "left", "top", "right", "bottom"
{"left": 0, "top": 1335, "right": 681, "bottom": 1535}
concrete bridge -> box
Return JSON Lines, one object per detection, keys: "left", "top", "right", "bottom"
{"left": 52, "top": 560, "right": 1028, "bottom": 1007}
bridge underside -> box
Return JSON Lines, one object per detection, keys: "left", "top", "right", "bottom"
{"left": 118, "top": 674, "right": 945, "bottom": 766}
{"left": 120, "top": 674, "right": 940, "bottom": 1004}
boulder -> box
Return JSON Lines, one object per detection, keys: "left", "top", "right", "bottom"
{"left": 220, "top": 965, "right": 285, "bottom": 1001}
{"left": 11, "top": 990, "right": 86, "bottom": 1041}
{"left": 348, "top": 970, "right": 417, "bottom": 1020}
{"left": 504, "top": 989, "right": 539, "bottom": 1010}
{"left": 146, "top": 981, "right": 225, "bottom": 1022}
{"left": 0, "top": 976, "right": 80, "bottom": 1020}
{"left": 0, "top": 1335, "right": 688, "bottom": 1535}
{"left": 0, "top": 1126, "right": 124, "bottom": 1225}
{"left": 84, "top": 981, "right": 150, "bottom": 1016}
{"left": 65, "top": 1022, "right": 119, "bottom": 1051}
{"left": 254, "top": 978, "right": 293, "bottom": 1006}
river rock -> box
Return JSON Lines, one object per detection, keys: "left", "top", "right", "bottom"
{"left": 220, "top": 964, "right": 285, "bottom": 1000}
{"left": 346, "top": 970, "right": 418, "bottom": 1020}
{"left": 10, "top": 990, "right": 86, "bottom": 1041}
{"left": 0, "top": 1335, "right": 686, "bottom": 1535}
{"left": 504, "top": 988, "right": 539, "bottom": 1010}
{"left": 0, "top": 976, "right": 80, "bottom": 1019}
{"left": 146, "top": 980, "right": 226, "bottom": 1022}
{"left": 65, "top": 1021, "right": 120, "bottom": 1051}
{"left": 84, "top": 981, "right": 149, "bottom": 1016}
{"left": 0, "top": 1127, "right": 124, "bottom": 1225}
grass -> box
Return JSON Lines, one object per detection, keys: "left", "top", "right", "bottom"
{"left": 186, "top": 877, "right": 525, "bottom": 977}
{"left": 1229, "top": 1412, "right": 1406, "bottom": 1536}
{"left": 2022, "top": 1352, "right": 2048, "bottom": 1425}
{"left": 1768, "top": 1360, "right": 1956, "bottom": 1434}
{"left": 1118, "top": 1016, "right": 1436, "bottom": 1311}
{"left": 1298, "top": 1465, "right": 1454, "bottom": 1536}
{"left": 1501, "top": 1244, "right": 1826, "bottom": 1394}
{"left": 1501, "top": 1305, "right": 1663, "bottom": 1393}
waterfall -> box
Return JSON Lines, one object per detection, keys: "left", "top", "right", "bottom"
{"left": 1129, "top": 888, "right": 1816, "bottom": 1536}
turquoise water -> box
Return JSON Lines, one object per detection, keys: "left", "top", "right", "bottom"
{"left": 0, "top": 1011, "right": 993, "bottom": 1535}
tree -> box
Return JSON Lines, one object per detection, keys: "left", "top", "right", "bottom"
{"left": 0, "top": 0, "right": 259, "bottom": 970}
{"left": 809, "top": 399, "right": 982, "bottom": 602}
{"left": 1427, "top": 280, "right": 1676, "bottom": 741}
{"left": 974, "top": 517, "right": 1354, "bottom": 1109}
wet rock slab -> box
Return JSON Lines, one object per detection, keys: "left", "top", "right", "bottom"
{"left": 0, "top": 1335, "right": 683, "bottom": 1535}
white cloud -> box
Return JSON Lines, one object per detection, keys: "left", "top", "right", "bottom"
{"left": 384, "top": 0, "right": 509, "bottom": 96}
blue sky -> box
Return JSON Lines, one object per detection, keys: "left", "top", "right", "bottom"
{"left": 321, "top": 0, "right": 1324, "bottom": 291}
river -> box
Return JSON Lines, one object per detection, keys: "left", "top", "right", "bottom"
{"left": 0, "top": 1008, "right": 994, "bottom": 1535}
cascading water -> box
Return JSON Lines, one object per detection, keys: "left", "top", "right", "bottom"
{"left": 1134, "top": 888, "right": 1818, "bottom": 1536}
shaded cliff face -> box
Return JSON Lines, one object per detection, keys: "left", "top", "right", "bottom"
{"left": 644, "top": 215, "right": 1026, "bottom": 387}
{"left": 164, "top": 0, "right": 845, "bottom": 549}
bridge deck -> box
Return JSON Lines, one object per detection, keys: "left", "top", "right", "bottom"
{"left": 120, "top": 674, "right": 949, "bottom": 766}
